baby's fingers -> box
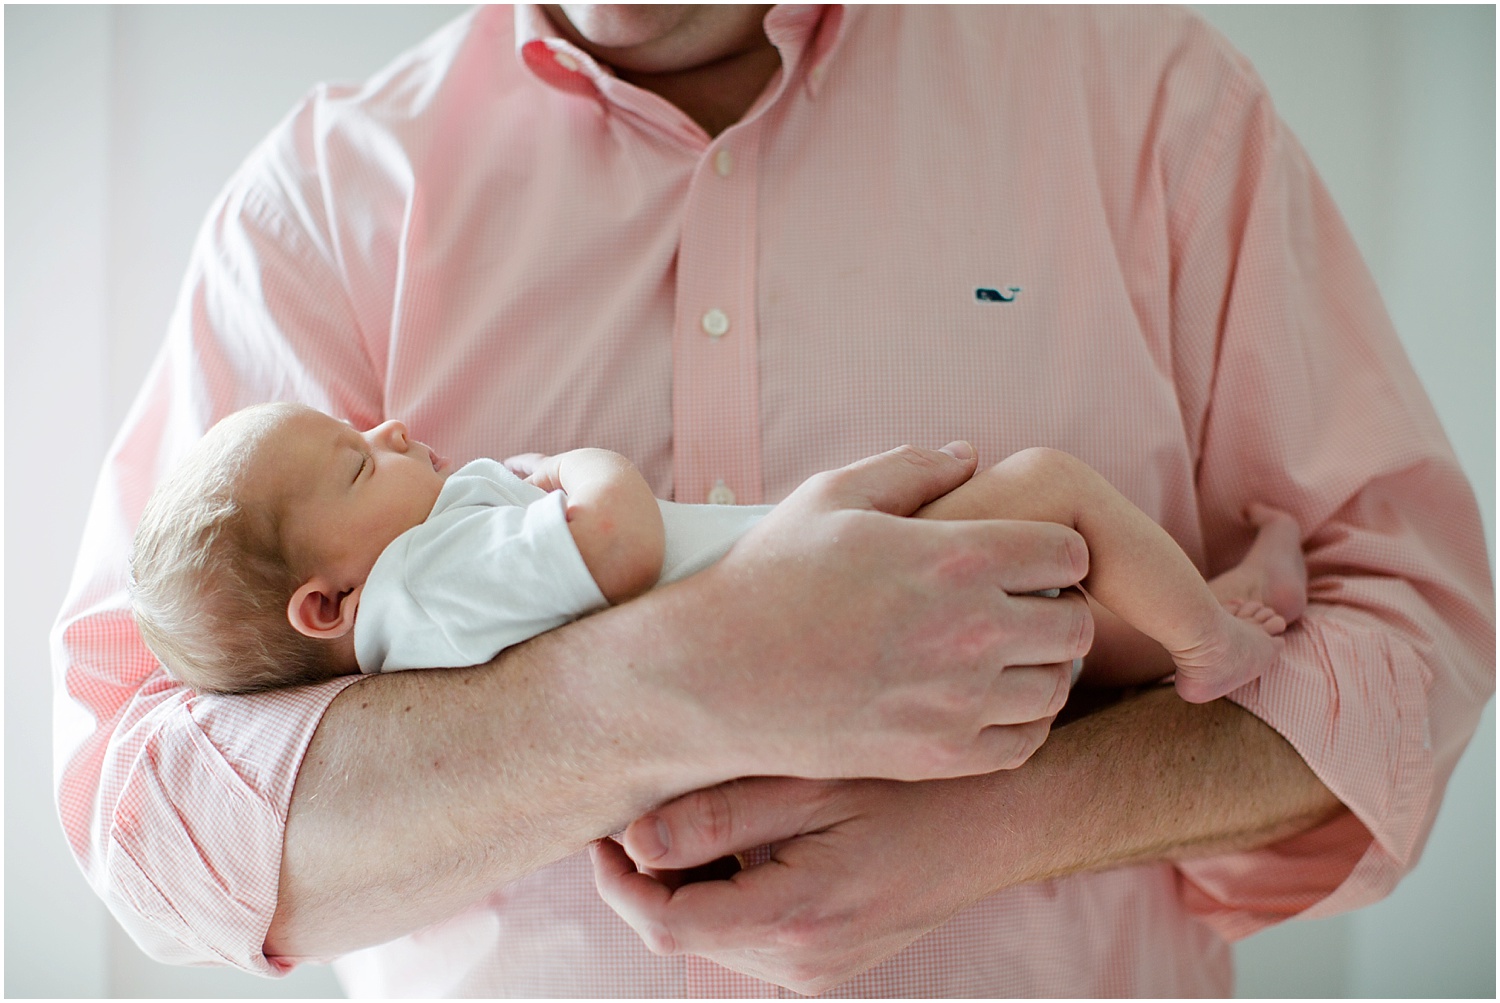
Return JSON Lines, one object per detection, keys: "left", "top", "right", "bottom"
{"left": 503, "top": 453, "right": 549, "bottom": 477}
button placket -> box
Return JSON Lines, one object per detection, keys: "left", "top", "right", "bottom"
{"left": 671, "top": 129, "right": 764, "bottom": 505}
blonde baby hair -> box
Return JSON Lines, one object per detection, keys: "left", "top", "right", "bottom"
{"left": 128, "top": 403, "right": 343, "bottom": 694}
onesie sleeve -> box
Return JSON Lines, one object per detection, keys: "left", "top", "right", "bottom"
{"left": 1156, "top": 23, "right": 1494, "bottom": 937}
{"left": 356, "top": 460, "right": 610, "bottom": 672}
{"left": 656, "top": 500, "right": 773, "bottom": 584}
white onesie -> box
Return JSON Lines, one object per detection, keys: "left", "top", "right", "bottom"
{"left": 354, "top": 459, "right": 772, "bottom": 673}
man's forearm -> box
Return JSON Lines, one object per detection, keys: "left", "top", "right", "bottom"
{"left": 974, "top": 686, "right": 1346, "bottom": 889}
{"left": 265, "top": 603, "right": 702, "bottom": 958}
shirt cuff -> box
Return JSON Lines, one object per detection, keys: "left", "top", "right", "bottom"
{"left": 1175, "top": 606, "right": 1434, "bottom": 939}
{"left": 101, "top": 673, "right": 362, "bottom": 974}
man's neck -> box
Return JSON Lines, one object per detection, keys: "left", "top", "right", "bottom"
{"left": 617, "top": 41, "right": 782, "bottom": 138}
{"left": 541, "top": 5, "right": 782, "bottom": 138}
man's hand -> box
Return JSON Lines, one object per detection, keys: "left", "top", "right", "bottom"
{"left": 592, "top": 776, "right": 995, "bottom": 995}
{"left": 591, "top": 690, "right": 1348, "bottom": 995}
{"left": 664, "top": 442, "right": 1092, "bottom": 782}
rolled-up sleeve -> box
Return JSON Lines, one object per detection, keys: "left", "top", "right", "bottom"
{"left": 1160, "top": 37, "right": 1495, "bottom": 937}
{"left": 51, "top": 92, "right": 382, "bottom": 973}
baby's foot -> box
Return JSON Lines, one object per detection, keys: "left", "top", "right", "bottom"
{"left": 1170, "top": 601, "right": 1287, "bottom": 704}
{"left": 1209, "top": 504, "right": 1307, "bottom": 623}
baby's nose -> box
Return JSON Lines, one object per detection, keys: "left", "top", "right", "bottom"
{"left": 373, "top": 419, "right": 409, "bottom": 449}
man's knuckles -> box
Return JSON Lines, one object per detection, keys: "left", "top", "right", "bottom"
{"left": 641, "top": 782, "right": 756, "bottom": 866}
{"left": 927, "top": 547, "right": 997, "bottom": 590}
{"left": 679, "top": 784, "right": 739, "bottom": 859}
{"left": 882, "top": 442, "right": 948, "bottom": 476}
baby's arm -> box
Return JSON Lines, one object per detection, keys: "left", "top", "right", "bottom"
{"left": 508, "top": 449, "right": 666, "bottom": 604}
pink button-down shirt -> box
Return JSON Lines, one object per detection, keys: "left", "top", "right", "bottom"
{"left": 52, "top": 5, "right": 1493, "bottom": 996}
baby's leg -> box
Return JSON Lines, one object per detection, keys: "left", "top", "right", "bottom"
{"left": 916, "top": 448, "right": 1285, "bottom": 703}
{"left": 1078, "top": 504, "right": 1307, "bottom": 688}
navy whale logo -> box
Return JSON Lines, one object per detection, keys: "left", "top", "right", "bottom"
{"left": 976, "top": 286, "right": 1022, "bottom": 302}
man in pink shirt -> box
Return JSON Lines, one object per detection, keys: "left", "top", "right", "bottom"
{"left": 52, "top": 5, "right": 1493, "bottom": 997}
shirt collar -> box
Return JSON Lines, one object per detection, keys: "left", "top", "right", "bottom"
{"left": 764, "top": 4, "right": 847, "bottom": 99}
{"left": 514, "top": 4, "right": 850, "bottom": 104}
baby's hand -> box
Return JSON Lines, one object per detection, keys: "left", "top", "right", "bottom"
{"left": 502, "top": 452, "right": 548, "bottom": 477}
{"left": 504, "top": 453, "right": 563, "bottom": 493}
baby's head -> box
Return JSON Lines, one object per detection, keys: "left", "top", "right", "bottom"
{"left": 129, "top": 402, "right": 450, "bottom": 694}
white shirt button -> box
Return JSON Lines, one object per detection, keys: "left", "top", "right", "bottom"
{"left": 713, "top": 148, "right": 734, "bottom": 177}
{"left": 701, "top": 308, "right": 730, "bottom": 338}
{"left": 553, "top": 50, "right": 580, "bottom": 73}
{"left": 707, "top": 480, "right": 737, "bottom": 505}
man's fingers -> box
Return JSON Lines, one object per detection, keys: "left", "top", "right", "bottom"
{"left": 907, "top": 519, "right": 1089, "bottom": 598}
{"left": 983, "top": 662, "right": 1075, "bottom": 725}
{"left": 930, "top": 664, "right": 1069, "bottom": 776}
{"left": 974, "top": 520, "right": 1091, "bottom": 595}
{"left": 590, "top": 839, "right": 688, "bottom": 955}
{"left": 591, "top": 837, "right": 788, "bottom": 957}
{"left": 968, "top": 717, "right": 1056, "bottom": 772}
{"left": 623, "top": 778, "right": 833, "bottom": 870}
{"left": 983, "top": 590, "right": 1094, "bottom": 667}
{"left": 817, "top": 443, "right": 980, "bottom": 517}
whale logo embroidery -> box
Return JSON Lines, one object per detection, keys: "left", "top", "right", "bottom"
{"left": 976, "top": 286, "right": 1022, "bottom": 303}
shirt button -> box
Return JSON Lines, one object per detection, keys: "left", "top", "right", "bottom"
{"left": 713, "top": 148, "right": 734, "bottom": 177}
{"left": 553, "top": 50, "right": 580, "bottom": 72}
{"left": 707, "top": 480, "right": 736, "bottom": 505}
{"left": 701, "top": 308, "right": 730, "bottom": 338}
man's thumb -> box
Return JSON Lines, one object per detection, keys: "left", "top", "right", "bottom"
{"left": 836, "top": 442, "right": 979, "bottom": 516}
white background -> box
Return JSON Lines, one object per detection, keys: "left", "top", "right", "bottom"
{"left": 6, "top": 5, "right": 1493, "bottom": 998}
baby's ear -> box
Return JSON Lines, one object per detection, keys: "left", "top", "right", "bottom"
{"left": 287, "top": 579, "right": 362, "bottom": 639}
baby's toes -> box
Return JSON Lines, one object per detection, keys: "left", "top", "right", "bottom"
{"left": 1236, "top": 600, "right": 1287, "bottom": 635}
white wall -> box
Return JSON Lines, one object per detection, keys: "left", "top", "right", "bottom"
{"left": 4, "top": 7, "right": 468, "bottom": 999}
{"left": 6, "top": 5, "right": 1493, "bottom": 998}
{"left": 5, "top": 8, "right": 112, "bottom": 996}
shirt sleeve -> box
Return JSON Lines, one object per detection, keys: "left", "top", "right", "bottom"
{"left": 50, "top": 92, "right": 383, "bottom": 974}
{"left": 1156, "top": 26, "right": 1495, "bottom": 938}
